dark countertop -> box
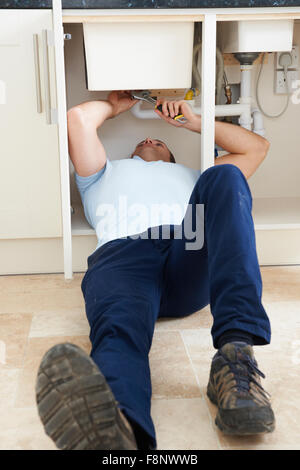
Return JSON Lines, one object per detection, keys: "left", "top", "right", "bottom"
{"left": 2, "top": 1, "right": 300, "bottom": 9}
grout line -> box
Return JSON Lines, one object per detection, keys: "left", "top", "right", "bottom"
{"left": 260, "top": 264, "right": 300, "bottom": 268}
{"left": 179, "top": 330, "right": 222, "bottom": 450}
{"left": 155, "top": 326, "right": 203, "bottom": 332}
{"left": 12, "top": 368, "right": 22, "bottom": 409}
{"left": 178, "top": 331, "right": 203, "bottom": 395}
{"left": 14, "top": 315, "right": 33, "bottom": 408}
{"left": 20, "top": 315, "right": 33, "bottom": 371}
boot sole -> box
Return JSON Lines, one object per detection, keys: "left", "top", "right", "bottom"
{"left": 36, "top": 343, "right": 137, "bottom": 450}
{"left": 207, "top": 385, "right": 275, "bottom": 436}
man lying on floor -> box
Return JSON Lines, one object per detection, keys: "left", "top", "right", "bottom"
{"left": 35, "top": 90, "right": 275, "bottom": 450}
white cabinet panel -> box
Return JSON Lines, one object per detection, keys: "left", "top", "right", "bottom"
{"left": 0, "top": 10, "right": 62, "bottom": 239}
{"left": 83, "top": 21, "right": 194, "bottom": 90}
{"left": 0, "top": 10, "right": 21, "bottom": 45}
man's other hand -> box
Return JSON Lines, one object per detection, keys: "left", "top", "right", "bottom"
{"left": 107, "top": 90, "right": 139, "bottom": 118}
{"left": 154, "top": 98, "right": 200, "bottom": 131}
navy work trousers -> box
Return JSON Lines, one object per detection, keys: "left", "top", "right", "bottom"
{"left": 80, "top": 164, "right": 271, "bottom": 449}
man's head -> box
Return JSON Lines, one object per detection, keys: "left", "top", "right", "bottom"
{"left": 130, "top": 137, "right": 176, "bottom": 163}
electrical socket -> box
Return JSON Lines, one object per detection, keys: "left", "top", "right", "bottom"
{"left": 275, "top": 69, "right": 299, "bottom": 94}
{"left": 275, "top": 45, "right": 299, "bottom": 70}
{"left": 274, "top": 46, "right": 299, "bottom": 94}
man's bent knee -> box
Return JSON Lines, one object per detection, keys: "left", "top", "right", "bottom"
{"left": 201, "top": 163, "right": 244, "bottom": 180}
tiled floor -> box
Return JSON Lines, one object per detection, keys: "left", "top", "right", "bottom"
{"left": 0, "top": 265, "right": 300, "bottom": 450}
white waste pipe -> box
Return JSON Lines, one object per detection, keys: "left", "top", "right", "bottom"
{"left": 238, "top": 64, "right": 253, "bottom": 131}
{"left": 130, "top": 96, "right": 263, "bottom": 135}
{"left": 252, "top": 107, "right": 265, "bottom": 136}
{"left": 214, "top": 104, "right": 251, "bottom": 117}
{"left": 236, "top": 58, "right": 265, "bottom": 135}
{"left": 130, "top": 102, "right": 160, "bottom": 120}
{"left": 238, "top": 107, "right": 253, "bottom": 131}
{"left": 130, "top": 101, "right": 251, "bottom": 120}
{"left": 240, "top": 66, "right": 252, "bottom": 106}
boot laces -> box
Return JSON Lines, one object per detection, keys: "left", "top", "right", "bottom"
{"left": 219, "top": 347, "right": 271, "bottom": 399}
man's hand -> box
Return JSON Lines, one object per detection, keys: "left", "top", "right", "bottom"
{"left": 154, "top": 98, "right": 201, "bottom": 132}
{"left": 67, "top": 91, "right": 139, "bottom": 176}
{"left": 107, "top": 90, "right": 139, "bottom": 119}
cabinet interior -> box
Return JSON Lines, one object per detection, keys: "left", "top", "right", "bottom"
{"left": 63, "top": 20, "right": 300, "bottom": 241}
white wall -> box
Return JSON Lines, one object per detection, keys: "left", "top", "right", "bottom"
{"left": 224, "top": 22, "right": 300, "bottom": 199}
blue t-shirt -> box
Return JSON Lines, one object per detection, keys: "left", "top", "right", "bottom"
{"left": 75, "top": 155, "right": 201, "bottom": 253}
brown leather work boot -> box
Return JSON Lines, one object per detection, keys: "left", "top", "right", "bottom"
{"left": 207, "top": 341, "right": 275, "bottom": 435}
{"left": 36, "top": 343, "right": 137, "bottom": 450}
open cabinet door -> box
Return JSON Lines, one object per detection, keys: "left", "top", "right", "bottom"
{"left": 0, "top": 3, "right": 72, "bottom": 279}
{"left": 53, "top": 0, "right": 73, "bottom": 280}
{"left": 201, "top": 14, "right": 216, "bottom": 172}
{"left": 50, "top": 6, "right": 218, "bottom": 280}
{"left": 0, "top": 10, "right": 62, "bottom": 239}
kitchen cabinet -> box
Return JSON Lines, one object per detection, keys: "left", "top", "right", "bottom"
{"left": 0, "top": 10, "right": 62, "bottom": 240}
{"left": 1, "top": 3, "right": 300, "bottom": 279}
{"left": 63, "top": 8, "right": 300, "bottom": 278}
{"left": 63, "top": 11, "right": 217, "bottom": 279}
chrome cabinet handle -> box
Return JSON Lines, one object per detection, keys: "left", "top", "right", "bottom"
{"left": 33, "top": 34, "right": 42, "bottom": 114}
{"left": 42, "top": 29, "right": 57, "bottom": 125}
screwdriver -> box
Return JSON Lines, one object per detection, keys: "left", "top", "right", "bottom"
{"left": 154, "top": 103, "right": 186, "bottom": 122}
{"left": 131, "top": 90, "right": 187, "bottom": 123}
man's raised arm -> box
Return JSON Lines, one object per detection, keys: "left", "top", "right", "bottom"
{"left": 67, "top": 91, "right": 138, "bottom": 177}
{"left": 155, "top": 99, "right": 270, "bottom": 180}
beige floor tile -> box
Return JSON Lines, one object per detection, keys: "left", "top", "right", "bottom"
{"left": 150, "top": 331, "right": 201, "bottom": 400}
{"left": 156, "top": 305, "right": 212, "bottom": 331}
{"left": 261, "top": 265, "right": 300, "bottom": 302}
{"left": 0, "top": 313, "right": 32, "bottom": 368}
{"left": 29, "top": 307, "right": 90, "bottom": 338}
{"left": 263, "top": 300, "right": 300, "bottom": 330}
{"left": 0, "top": 369, "right": 20, "bottom": 408}
{"left": 0, "top": 272, "right": 84, "bottom": 292}
{"left": 0, "top": 406, "right": 56, "bottom": 450}
{"left": 0, "top": 288, "right": 85, "bottom": 314}
{"left": 0, "top": 265, "right": 299, "bottom": 450}
{"left": 151, "top": 398, "right": 220, "bottom": 450}
{"left": 15, "top": 335, "right": 91, "bottom": 408}
{"left": 180, "top": 329, "right": 216, "bottom": 385}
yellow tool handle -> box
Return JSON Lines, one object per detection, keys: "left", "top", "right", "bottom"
{"left": 155, "top": 104, "right": 184, "bottom": 121}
